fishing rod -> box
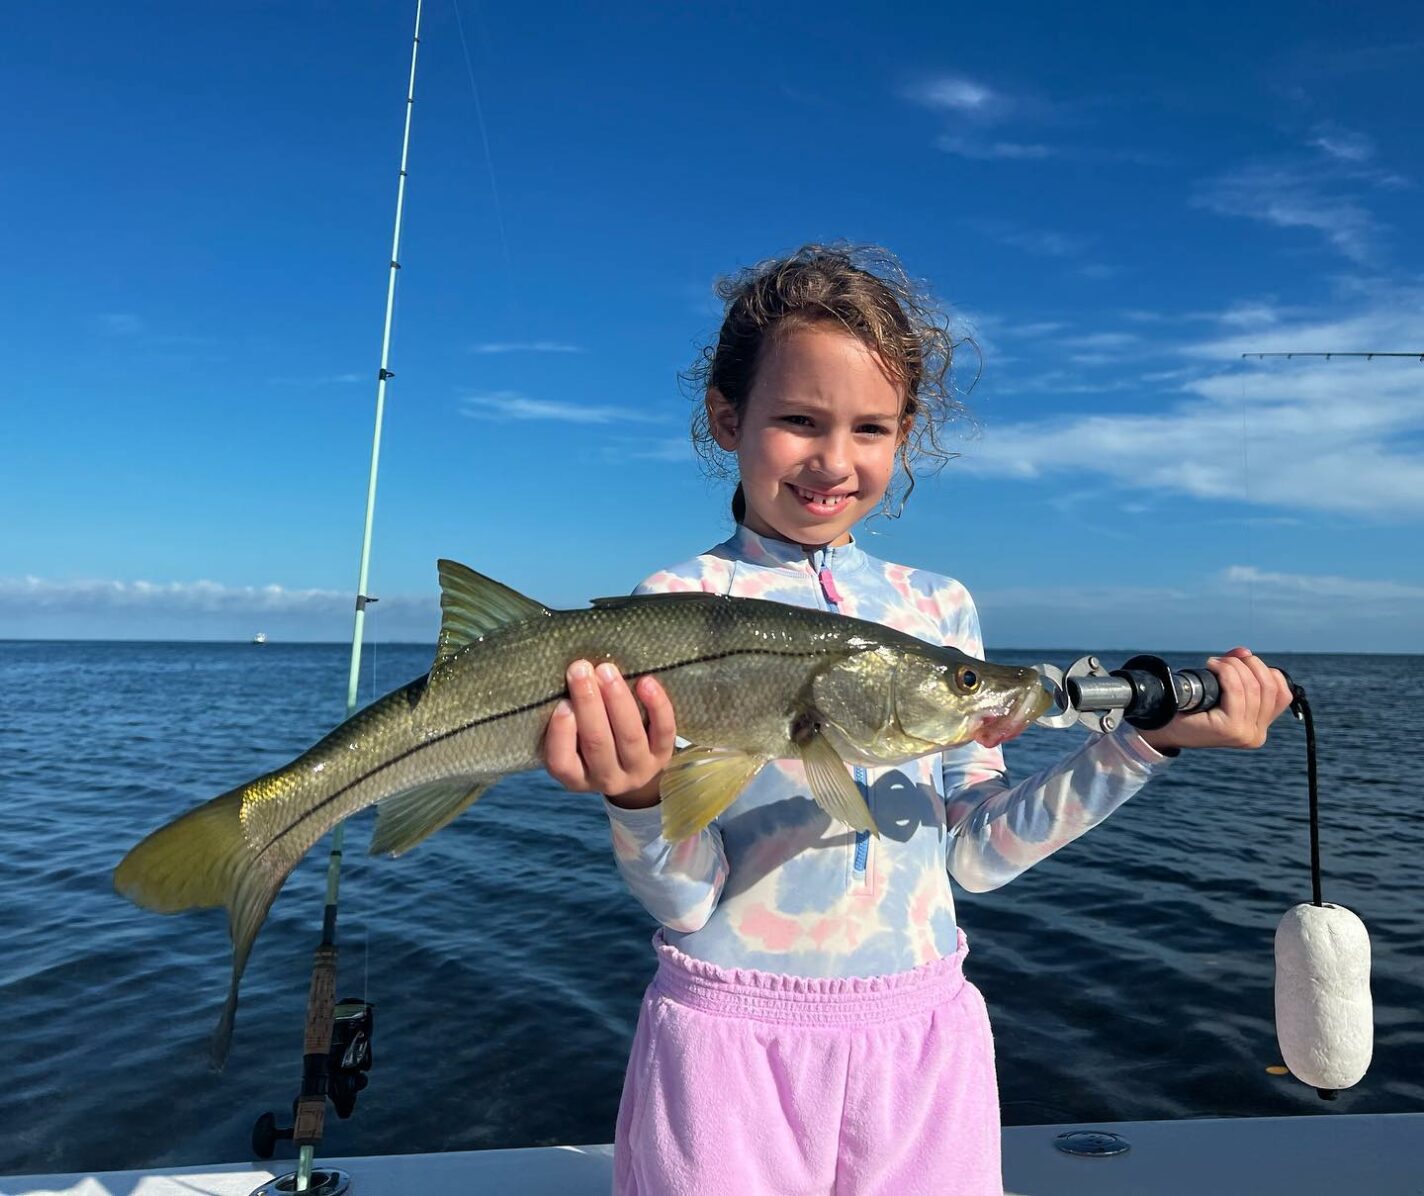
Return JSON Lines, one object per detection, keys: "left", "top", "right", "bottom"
{"left": 1241, "top": 352, "right": 1423, "bottom": 361}
{"left": 249, "top": 4, "right": 424, "bottom": 1193}
{"left": 1033, "top": 653, "right": 1372, "bottom": 1101}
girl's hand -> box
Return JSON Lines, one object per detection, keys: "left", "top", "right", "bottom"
{"left": 542, "top": 660, "right": 677, "bottom": 807}
{"left": 1139, "top": 647, "right": 1293, "bottom": 754}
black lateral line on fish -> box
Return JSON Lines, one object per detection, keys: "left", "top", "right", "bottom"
{"left": 246, "top": 643, "right": 833, "bottom": 861}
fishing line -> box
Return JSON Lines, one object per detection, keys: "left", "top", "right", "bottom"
{"left": 451, "top": 0, "right": 512, "bottom": 272}
{"left": 1239, "top": 365, "right": 1255, "bottom": 646}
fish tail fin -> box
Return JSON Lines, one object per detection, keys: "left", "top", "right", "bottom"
{"left": 115, "top": 784, "right": 299, "bottom": 1070}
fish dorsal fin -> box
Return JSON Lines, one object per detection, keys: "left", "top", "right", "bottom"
{"left": 369, "top": 777, "right": 497, "bottom": 857}
{"left": 795, "top": 723, "right": 880, "bottom": 837}
{"left": 434, "top": 559, "right": 552, "bottom": 668}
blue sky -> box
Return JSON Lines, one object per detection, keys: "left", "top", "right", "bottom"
{"left": 3, "top": 1, "right": 1422, "bottom": 652}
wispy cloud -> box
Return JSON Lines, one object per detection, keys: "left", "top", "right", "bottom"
{"left": 1222, "top": 565, "right": 1424, "bottom": 603}
{"left": 1074, "top": 332, "right": 1139, "bottom": 350}
{"left": 470, "top": 341, "right": 584, "bottom": 354}
{"left": 966, "top": 219, "right": 1119, "bottom": 281}
{"left": 936, "top": 136, "right": 1055, "bottom": 161}
{"left": 99, "top": 313, "right": 143, "bottom": 335}
{"left": 1193, "top": 129, "right": 1409, "bottom": 264}
{"left": 1308, "top": 123, "right": 1374, "bottom": 163}
{"left": 606, "top": 437, "right": 695, "bottom": 463}
{"left": 1193, "top": 162, "right": 1379, "bottom": 263}
{"left": 268, "top": 372, "right": 365, "bottom": 386}
{"left": 969, "top": 220, "right": 1084, "bottom": 258}
{"left": 906, "top": 74, "right": 1064, "bottom": 162}
{"left": 460, "top": 390, "right": 663, "bottom": 425}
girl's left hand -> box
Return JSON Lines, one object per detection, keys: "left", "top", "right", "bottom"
{"left": 1138, "top": 647, "right": 1294, "bottom": 754}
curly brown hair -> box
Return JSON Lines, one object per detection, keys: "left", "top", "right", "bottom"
{"left": 685, "top": 243, "right": 977, "bottom": 522}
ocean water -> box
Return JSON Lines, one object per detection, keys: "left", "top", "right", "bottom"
{"left": 1, "top": 640, "right": 1420, "bottom": 1175}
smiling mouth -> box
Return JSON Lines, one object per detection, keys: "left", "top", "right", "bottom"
{"left": 789, "top": 484, "right": 854, "bottom": 513}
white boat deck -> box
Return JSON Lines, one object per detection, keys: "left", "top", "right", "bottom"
{"left": 4, "top": 1113, "right": 1421, "bottom": 1195}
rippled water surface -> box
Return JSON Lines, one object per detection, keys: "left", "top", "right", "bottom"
{"left": 1, "top": 641, "right": 1420, "bottom": 1174}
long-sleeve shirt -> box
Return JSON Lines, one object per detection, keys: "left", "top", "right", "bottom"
{"left": 603, "top": 524, "right": 1172, "bottom": 978}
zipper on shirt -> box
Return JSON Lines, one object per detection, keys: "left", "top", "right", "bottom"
{"left": 810, "top": 551, "right": 874, "bottom": 892}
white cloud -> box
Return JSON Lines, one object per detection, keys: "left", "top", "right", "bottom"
{"left": 961, "top": 291, "right": 1424, "bottom": 517}
{"left": 470, "top": 341, "right": 583, "bottom": 354}
{"left": 907, "top": 76, "right": 997, "bottom": 113}
{"left": 460, "top": 391, "right": 663, "bottom": 425}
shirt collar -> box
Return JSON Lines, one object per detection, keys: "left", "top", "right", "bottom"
{"left": 723, "top": 523, "right": 868, "bottom": 575}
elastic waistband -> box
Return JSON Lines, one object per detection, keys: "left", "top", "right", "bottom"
{"left": 650, "top": 930, "right": 968, "bottom": 1026}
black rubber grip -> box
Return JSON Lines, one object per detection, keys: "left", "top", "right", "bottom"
{"left": 1179, "top": 667, "right": 1221, "bottom": 713}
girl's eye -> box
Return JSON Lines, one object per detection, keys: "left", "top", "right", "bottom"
{"left": 779, "top": 414, "right": 813, "bottom": 427}
{"left": 857, "top": 424, "right": 891, "bottom": 436}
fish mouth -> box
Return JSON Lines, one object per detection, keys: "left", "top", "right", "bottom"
{"left": 973, "top": 676, "right": 1054, "bottom": 748}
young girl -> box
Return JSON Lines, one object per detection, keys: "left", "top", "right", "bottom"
{"left": 544, "top": 244, "right": 1292, "bottom": 1196}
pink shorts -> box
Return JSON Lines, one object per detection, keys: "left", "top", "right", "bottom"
{"left": 614, "top": 931, "right": 1002, "bottom": 1196}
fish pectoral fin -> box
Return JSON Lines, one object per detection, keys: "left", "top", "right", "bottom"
{"left": 432, "top": 559, "right": 553, "bottom": 670}
{"left": 659, "top": 748, "right": 767, "bottom": 842}
{"left": 370, "top": 777, "right": 497, "bottom": 857}
{"left": 796, "top": 728, "right": 880, "bottom": 837}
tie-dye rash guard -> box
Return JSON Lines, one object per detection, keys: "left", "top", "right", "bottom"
{"left": 603, "top": 525, "right": 1172, "bottom": 977}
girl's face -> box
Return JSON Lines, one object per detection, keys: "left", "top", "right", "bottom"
{"left": 710, "top": 325, "right": 908, "bottom": 548}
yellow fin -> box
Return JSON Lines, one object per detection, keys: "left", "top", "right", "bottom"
{"left": 433, "top": 559, "right": 551, "bottom": 669}
{"left": 114, "top": 784, "right": 294, "bottom": 1069}
{"left": 370, "top": 777, "right": 496, "bottom": 857}
{"left": 797, "top": 730, "right": 879, "bottom": 836}
{"left": 659, "top": 748, "right": 767, "bottom": 842}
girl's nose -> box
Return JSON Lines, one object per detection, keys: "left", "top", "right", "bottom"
{"left": 812, "top": 431, "right": 852, "bottom": 476}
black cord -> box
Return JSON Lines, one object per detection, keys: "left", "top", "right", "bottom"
{"left": 1289, "top": 682, "right": 1323, "bottom": 907}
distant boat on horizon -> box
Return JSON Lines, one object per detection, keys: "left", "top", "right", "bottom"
{"left": 252, "top": 632, "right": 267, "bottom": 645}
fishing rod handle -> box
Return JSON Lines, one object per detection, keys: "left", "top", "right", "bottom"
{"left": 1067, "top": 656, "right": 1221, "bottom": 731}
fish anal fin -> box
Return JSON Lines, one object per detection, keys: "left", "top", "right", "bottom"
{"left": 370, "top": 777, "right": 497, "bottom": 857}
{"left": 659, "top": 748, "right": 767, "bottom": 842}
{"left": 795, "top": 724, "right": 879, "bottom": 837}
{"left": 433, "top": 559, "right": 552, "bottom": 670}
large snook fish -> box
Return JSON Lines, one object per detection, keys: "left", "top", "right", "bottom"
{"left": 115, "top": 560, "right": 1050, "bottom": 1063}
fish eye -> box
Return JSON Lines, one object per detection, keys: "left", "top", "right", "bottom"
{"left": 955, "top": 665, "right": 980, "bottom": 692}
